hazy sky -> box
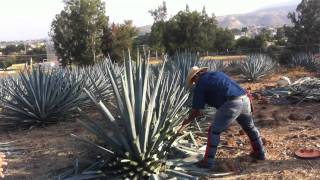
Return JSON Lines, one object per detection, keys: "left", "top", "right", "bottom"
{"left": 0, "top": 0, "right": 298, "bottom": 41}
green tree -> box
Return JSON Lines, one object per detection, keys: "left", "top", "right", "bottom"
{"left": 149, "top": 21, "right": 166, "bottom": 53}
{"left": 260, "top": 28, "right": 273, "bottom": 41}
{"left": 51, "top": 0, "right": 108, "bottom": 66}
{"left": 230, "top": 28, "right": 241, "bottom": 35}
{"left": 286, "top": 0, "right": 320, "bottom": 52}
{"left": 274, "top": 27, "right": 287, "bottom": 46}
{"left": 241, "top": 27, "right": 248, "bottom": 36}
{"left": 149, "top": 1, "right": 167, "bottom": 23}
{"left": 133, "top": 33, "right": 150, "bottom": 50}
{"left": 26, "top": 45, "right": 47, "bottom": 62}
{"left": 235, "top": 37, "right": 254, "bottom": 51}
{"left": 162, "top": 8, "right": 218, "bottom": 54}
{"left": 149, "top": 4, "right": 238, "bottom": 54}
{"left": 148, "top": 1, "right": 167, "bottom": 53}
{"left": 2, "top": 44, "right": 25, "bottom": 55}
{"left": 235, "top": 35, "right": 267, "bottom": 53}
{"left": 214, "top": 28, "right": 235, "bottom": 53}
{"left": 101, "top": 21, "right": 138, "bottom": 62}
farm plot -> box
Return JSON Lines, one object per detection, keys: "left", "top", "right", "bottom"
{"left": 0, "top": 53, "right": 319, "bottom": 179}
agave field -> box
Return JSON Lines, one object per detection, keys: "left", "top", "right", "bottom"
{"left": 0, "top": 52, "right": 319, "bottom": 179}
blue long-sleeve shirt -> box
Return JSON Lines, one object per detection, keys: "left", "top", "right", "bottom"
{"left": 192, "top": 71, "right": 246, "bottom": 109}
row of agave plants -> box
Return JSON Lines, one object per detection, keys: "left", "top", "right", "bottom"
{"left": 0, "top": 52, "right": 315, "bottom": 179}
{"left": 0, "top": 59, "right": 120, "bottom": 127}
{"left": 289, "top": 53, "right": 320, "bottom": 71}
{"left": 0, "top": 52, "right": 206, "bottom": 179}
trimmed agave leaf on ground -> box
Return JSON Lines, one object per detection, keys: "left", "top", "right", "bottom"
{"left": 71, "top": 54, "right": 190, "bottom": 179}
{"left": 238, "top": 54, "right": 276, "bottom": 81}
{"left": 0, "top": 68, "right": 85, "bottom": 127}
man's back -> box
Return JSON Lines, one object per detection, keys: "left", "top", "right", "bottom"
{"left": 192, "top": 71, "right": 246, "bottom": 109}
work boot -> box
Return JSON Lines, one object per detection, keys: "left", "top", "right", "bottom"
{"left": 196, "top": 158, "right": 215, "bottom": 169}
{"left": 250, "top": 137, "right": 266, "bottom": 160}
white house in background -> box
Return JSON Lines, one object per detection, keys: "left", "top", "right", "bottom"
{"left": 234, "top": 32, "right": 249, "bottom": 40}
{"left": 0, "top": 52, "right": 2, "bottom": 55}
{"left": 234, "top": 35, "right": 242, "bottom": 40}
{"left": 38, "top": 61, "right": 60, "bottom": 68}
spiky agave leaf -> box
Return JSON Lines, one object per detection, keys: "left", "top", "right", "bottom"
{"left": 199, "top": 59, "right": 226, "bottom": 72}
{"left": 0, "top": 77, "right": 6, "bottom": 103}
{"left": 65, "top": 58, "right": 122, "bottom": 106}
{"left": 156, "top": 52, "right": 226, "bottom": 89}
{"left": 0, "top": 67, "right": 85, "bottom": 127}
{"left": 73, "top": 53, "right": 189, "bottom": 179}
{"left": 290, "top": 53, "right": 319, "bottom": 71}
{"left": 165, "top": 52, "right": 199, "bottom": 88}
{"left": 238, "top": 54, "right": 276, "bottom": 81}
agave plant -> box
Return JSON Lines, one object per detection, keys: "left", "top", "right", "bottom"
{"left": 290, "top": 53, "right": 319, "bottom": 71}
{"left": 65, "top": 59, "right": 122, "bottom": 106}
{"left": 200, "top": 60, "right": 226, "bottom": 72}
{"left": 225, "top": 60, "right": 241, "bottom": 73}
{"left": 71, "top": 54, "right": 190, "bottom": 179}
{"left": 0, "top": 78, "right": 5, "bottom": 100}
{"left": 238, "top": 54, "right": 276, "bottom": 81}
{"left": 163, "top": 52, "right": 199, "bottom": 88}
{"left": 0, "top": 68, "right": 85, "bottom": 126}
{"left": 163, "top": 52, "right": 226, "bottom": 88}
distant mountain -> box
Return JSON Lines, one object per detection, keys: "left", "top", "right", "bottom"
{"left": 137, "top": 25, "right": 151, "bottom": 35}
{"left": 217, "top": 4, "right": 297, "bottom": 29}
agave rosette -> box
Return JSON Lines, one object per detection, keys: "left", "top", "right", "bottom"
{"left": 0, "top": 68, "right": 85, "bottom": 126}
{"left": 238, "top": 54, "right": 276, "bottom": 81}
{"left": 72, "top": 54, "right": 190, "bottom": 179}
{"left": 290, "top": 53, "right": 319, "bottom": 71}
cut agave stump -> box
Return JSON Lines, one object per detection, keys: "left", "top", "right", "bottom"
{"left": 73, "top": 53, "right": 190, "bottom": 179}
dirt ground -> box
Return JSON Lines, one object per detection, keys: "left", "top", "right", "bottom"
{"left": 0, "top": 68, "right": 319, "bottom": 179}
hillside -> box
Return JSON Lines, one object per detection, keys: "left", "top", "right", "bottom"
{"left": 137, "top": 25, "right": 152, "bottom": 35}
{"left": 217, "top": 5, "right": 296, "bottom": 29}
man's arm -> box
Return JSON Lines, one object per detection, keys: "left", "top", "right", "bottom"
{"left": 182, "top": 77, "right": 205, "bottom": 126}
{"left": 182, "top": 109, "right": 201, "bottom": 126}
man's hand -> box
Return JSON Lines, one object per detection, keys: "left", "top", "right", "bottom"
{"left": 178, "top": 109, "right": 201, "bottom": 133}
{"left": 182, "top": 118, "right": 192, "bottom": 126}
{"left": 178, "top": 119, "right": 191, "bottom": 133}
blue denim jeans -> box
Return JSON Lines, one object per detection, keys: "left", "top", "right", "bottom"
{"left": 204, "top": 96, "right": 265, "bottom": 164}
